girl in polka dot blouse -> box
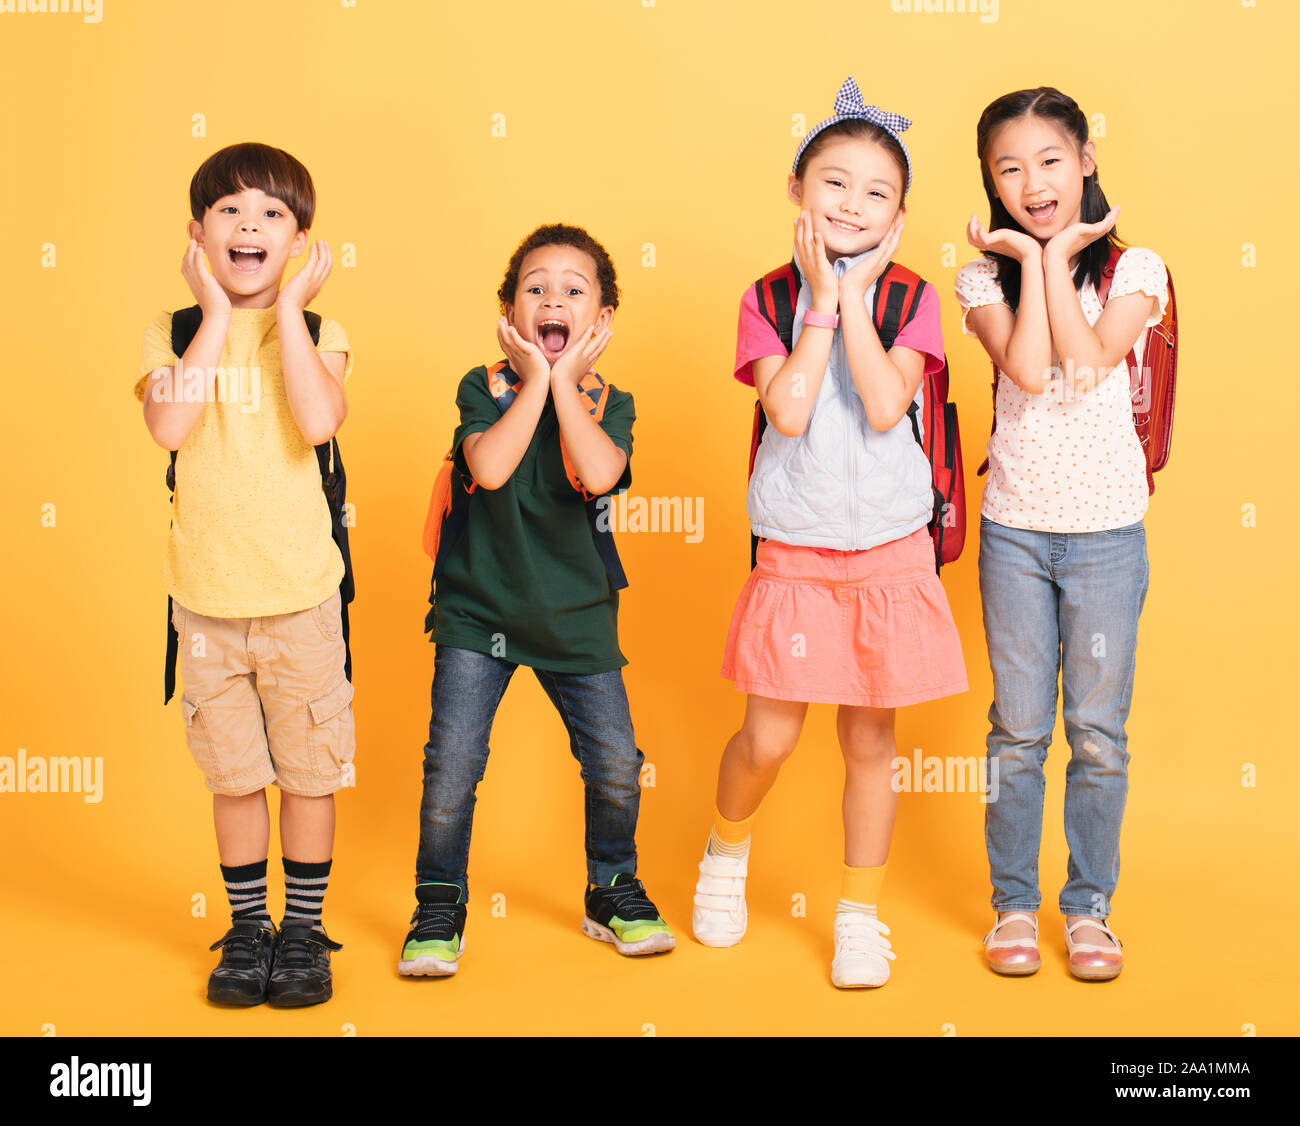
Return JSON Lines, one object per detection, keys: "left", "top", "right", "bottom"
{"left": 954, "top": 87, "right": 1168, "bottom": 983}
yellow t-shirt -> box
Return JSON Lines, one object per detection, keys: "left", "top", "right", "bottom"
{"left": 134, "top": 306, "right": 354, "bottom": 618}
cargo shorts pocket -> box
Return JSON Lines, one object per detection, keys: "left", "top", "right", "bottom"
{"left": 306, "top": 677, "right": 356, "bottom": 780}
{"left": 180, "top": 692, "right": 220, "bottom": 781}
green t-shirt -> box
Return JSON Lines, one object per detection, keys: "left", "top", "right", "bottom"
{"left": 428, "top": 364, "right": 635, "bottom": 673}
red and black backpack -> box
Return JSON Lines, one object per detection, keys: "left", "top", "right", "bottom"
{"left": 750, "top": 260, "right": 966, "bottom": 573}
{"left": 975, "top": 244, "right": 1178, "bottom": 493}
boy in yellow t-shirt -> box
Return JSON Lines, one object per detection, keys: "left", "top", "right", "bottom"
{"left": 135, "top": 142, "right": 354, "bottom": 1008}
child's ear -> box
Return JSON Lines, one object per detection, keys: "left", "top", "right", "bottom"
{"left": 503, "top": 302, "right": 515, "bottom": 327}
{"left": 595, "top": 306, "right": 614, "bottom": 333}
{"left": 1081, "top": 140, "right": 1098, "bottom": 178}
{"left": 187, "top": 218, "right": 204, "bottom": 246}
{"left": 291, "top": 228, "right": 308, "bottom": 256}
{"left": 787, "top": 174, "right": 803, "bottom": 207}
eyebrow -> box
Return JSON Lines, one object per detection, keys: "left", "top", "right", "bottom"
{"left": 820, "top": 166, "right": 897, "bottom": 188}
{"left": 994, "top": 145, "right": 1066, "bottom": 164}
{"left": 521, "top": 267, "right": 592, "bottom": 284}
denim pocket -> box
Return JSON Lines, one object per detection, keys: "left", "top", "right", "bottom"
{"left": 1100, "top": 520, "right": 1145, "bottom": 538}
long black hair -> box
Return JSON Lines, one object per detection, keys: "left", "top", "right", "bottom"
{"left": 975, "top": 87, "right": 1121, "bottom": 311}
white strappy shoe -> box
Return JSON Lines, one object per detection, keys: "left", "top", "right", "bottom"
{"left": 1064, "top": 917, "right": 1123, "bottom": 981}
{"left": 983, "top": 912, "right": 1041, "bottom": 976}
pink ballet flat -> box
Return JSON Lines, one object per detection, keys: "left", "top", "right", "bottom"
{"left": 1064, "top": 917, "right": 1123, "bottom": 981}
{"left": 983, "top": 912, "right": 1040, "bottom": 976}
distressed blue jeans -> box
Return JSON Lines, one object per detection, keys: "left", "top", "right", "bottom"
{"left": 979, "top": 516, "right": 1149, "bottom": 918}
{"left": 414, "top": 645, "right": 643, "bottom": 897}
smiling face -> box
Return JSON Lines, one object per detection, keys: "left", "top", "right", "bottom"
{"left": 787, "top": 134, "right": 905, "bottom": 261}
{"left": 986, "top": 115, "right": 1095, "bottom": 241}
{"left": 187, "top": 186, "right": 307, "bottom": 308}
{"left": 505, "top": 244, "right": 613, "bottom": 365}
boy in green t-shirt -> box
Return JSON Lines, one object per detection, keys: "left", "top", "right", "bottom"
{"left": 136, "top": 143, "right": 354, "bottom": 1007}
{"left": 399, "top": 224, "right": 674, "bottom": 976}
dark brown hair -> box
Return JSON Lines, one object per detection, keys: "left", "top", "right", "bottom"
{"left": 975, "top": 87, "right": 1120, "bottom": 310}
{"left": 498, "top": 224, "right": 620, "bottom": 312}
{"left": 189, "top": 142, "right": 316, "bottom": 230}
{"left": 794, "top": 119, "right": 909, "bottom": 198}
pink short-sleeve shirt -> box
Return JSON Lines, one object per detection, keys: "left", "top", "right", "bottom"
{"left": 734, "top": 280, "right": 946, "bottom": 387}
{"left": 954, "top": 247, "right": 1168, "bottom": 532}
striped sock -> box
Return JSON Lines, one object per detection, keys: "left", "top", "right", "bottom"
{"left": 221, "top": 860, "right": 271, "bottom": 925}
{"left": 282, "top": 857, "right": 332, "bottom": 928}
{"left": 707, "top": 808, "right": 755, "bottom": 859}
{"left": 838, "top": 862, "right": 887, "bottom": 918}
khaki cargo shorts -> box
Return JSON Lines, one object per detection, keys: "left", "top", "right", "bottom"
{"left": 172, "top": 590, "right": 356, "bottom": 797}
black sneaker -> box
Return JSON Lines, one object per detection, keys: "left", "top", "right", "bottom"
{"left": 398, "top": 882, "right": 467, "bottom": 977}
{"left": 267, "top": 921, "right": 343, "bottom": 1008}
{"left": 207, "top": 919, "right": 277, "bottom": 1006}
{"left": 581, "top": 874, "right": 676, "bottom": 956}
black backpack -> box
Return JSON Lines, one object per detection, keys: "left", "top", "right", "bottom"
{"left": 161, "top": 305, "right": 355, "bottom": 703}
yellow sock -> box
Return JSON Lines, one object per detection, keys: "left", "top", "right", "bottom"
{"left": 840, "top": 863, "right": 887, "bottom": 911}
{"left": 708, "top": 808, "right": 755, "bottom": 857}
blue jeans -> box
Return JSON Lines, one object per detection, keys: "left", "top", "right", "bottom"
{"left": 415, "top": 645, "right": 644, "bottom": 896}
{"left": 979, "top": 516, "right": 1149, "bottom": 918}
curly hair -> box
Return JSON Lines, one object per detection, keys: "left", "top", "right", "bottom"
{"left": 497, "top": 224, "right": 620, "bottom": 313}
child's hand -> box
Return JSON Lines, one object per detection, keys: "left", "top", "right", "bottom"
{"left": 840, "top": 212, "right": 904, "bottom": 301}
{"left": 181, "top": 239, "right": 231, "bottom": 318}
{"left": 1043, "top": 206, "right": 1120, "bottom": 265}
{"left": 967, "top": 214, "right": 1042, "bottom": 264}
{"left": 793, "top": 210, "right": 840, "bottom": 312}
{"left": 496, "top": 317, "right": 551, "bottom": 386}
{"left": 278, "top": 240, "right": 332, "bottom": 312}
{"left": 550, "top": 323, "right": 612, "bottom": 388}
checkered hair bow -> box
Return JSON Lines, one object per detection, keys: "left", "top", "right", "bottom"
{"left": 793, "top": 76, "right": 913, "bottom": 190}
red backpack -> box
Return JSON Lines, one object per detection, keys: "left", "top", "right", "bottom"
{"left": 975, "top": 244, "right": 1178, "bottom": 493}
{"left": 750, "top": 260, "right": 966, "bottom": 573}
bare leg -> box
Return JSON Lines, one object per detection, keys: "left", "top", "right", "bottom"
{"left": 715, "top": 694, "right": 809, "bottom": 820}
{"left": 836, "top": 705, "right": 899, "bottom": 868}
{"left": 280, "top": 792, "right": 335, "bottom": 862}
{"left": 213, "top": 790, "right": 270, "bottom": 866}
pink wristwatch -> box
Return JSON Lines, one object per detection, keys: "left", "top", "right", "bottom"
{"left": 803, "top": 309, "right": 839, "bottom": 329}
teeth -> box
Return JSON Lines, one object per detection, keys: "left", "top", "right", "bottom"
{"left": 231, "top": 246, "right": 265, "bottom": 253}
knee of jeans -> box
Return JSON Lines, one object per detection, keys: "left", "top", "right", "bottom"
{"left": 1065, "top": 727, "right": 1129, "bottom": 773}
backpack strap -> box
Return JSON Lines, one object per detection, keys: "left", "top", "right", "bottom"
{"left": 163, "top": 306, "right": 347, "bottom": 703}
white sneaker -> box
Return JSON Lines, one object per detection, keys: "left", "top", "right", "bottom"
{"left": 831, "top": 910, "right": 895, "bottom": 988}
{"left": 691, "top": 848, "right": 748, "bottom": 947}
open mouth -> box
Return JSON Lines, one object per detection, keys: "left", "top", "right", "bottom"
{"left": 537, "top": 319, "right": 570, "bottom": 357}
{"left": 828, "top": 218, "right": 865, "bottom": 233}
{"left": 1025, "top": 201, "right": 1057, "bottom": 224}
{"left": 228, "top": 245, "right": 268, "bottom": 273}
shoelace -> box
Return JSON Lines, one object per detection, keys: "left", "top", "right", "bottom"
{"left": 209, "top": 923, "right": 272, "bottom": 965}
{"left": 276, "top": 924, "right": 342, "bottom": 968}
{"left": 834, "top": 914, "right": 896, "bottom": 960}
{"left": 597, "top": 879, "right": 659, "bottom": 921}
{"left": 411, "top": 901, "right": 462, "bottom": 942}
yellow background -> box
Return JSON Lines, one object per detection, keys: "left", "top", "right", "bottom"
{"left": 2, "top": 0, "right": 1296, "bottom": 1037}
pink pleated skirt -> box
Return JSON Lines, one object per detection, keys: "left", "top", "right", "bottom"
{"left": 720, "top": 529, "right": 968, "bottom": 708}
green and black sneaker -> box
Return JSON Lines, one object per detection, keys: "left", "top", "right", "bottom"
{"left": 582, "top": 874, "right": 675, "bottom": 956}
{"left": 398, "top": 882, "right": 466, "bottom": 977}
